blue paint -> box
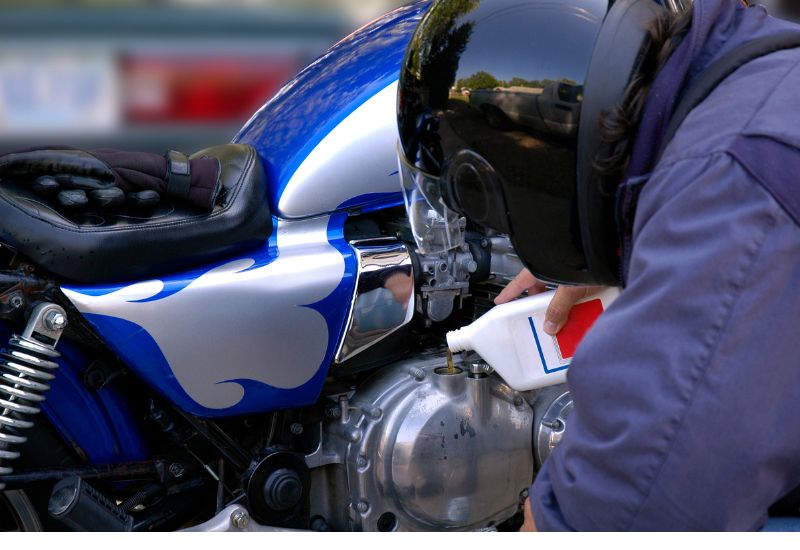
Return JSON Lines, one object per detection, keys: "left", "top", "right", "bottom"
{"left": 55, "top": 3, "right": 426, "bottom": 419}
{"left": 70, "top": 215, "right": 356, "bottom": 418}
{"left": 528, "top": 317, "right": 570, "bottom": 375}
{"left": 0, "top": 321, "right": 147, "bottom": 464}
{"left": 336, "top": 191, "right": 404, "bottom": 212}
{"left": 79, "top": 313, "right": 334, "bottom": 417}
{"left": 234, "top": 1, "right": 430, "bottom": 217}
{"left": 303, "top": 212, "right": 358, "bottom": 364}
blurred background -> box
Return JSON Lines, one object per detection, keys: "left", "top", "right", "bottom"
{"left": 0, "top": 0, "right": 409, "bottom": 153}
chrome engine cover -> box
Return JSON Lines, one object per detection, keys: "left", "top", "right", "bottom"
{"left": 308, "top": 352, "right": 534, "bottom": 531}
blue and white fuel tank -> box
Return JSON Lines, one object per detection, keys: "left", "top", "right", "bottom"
{"left": 235, "top": 2, "right": 430, "bottom": 218}
{"left": 61, "top": 1, "right": 430, "bottom": 418}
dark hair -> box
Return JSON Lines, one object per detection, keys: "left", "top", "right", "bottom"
{"left": 592, "top": 5, "right": 694, "bottom": 193}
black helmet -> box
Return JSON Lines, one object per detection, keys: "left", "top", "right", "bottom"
{"left": 397, "top": 0, "right": 666, "bottom": 285}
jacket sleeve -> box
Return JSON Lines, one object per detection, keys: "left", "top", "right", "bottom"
{"left": 531, "top": 152, "right": 800, "bottom": 531}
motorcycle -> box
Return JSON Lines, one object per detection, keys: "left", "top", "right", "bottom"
{"left": 0, "top": 0, "right": 570, "bottom": 531}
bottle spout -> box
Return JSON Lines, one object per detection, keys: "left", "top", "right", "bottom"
{"left": 446, "top": 328, "right": 468, "bottom": 353}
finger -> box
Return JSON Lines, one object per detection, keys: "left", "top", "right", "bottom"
{"left": 543, "top": 286, "right": 605, "bottom": 335}
{"left": 89, "top": 187, "right": 125, "bottom": 209}
{"left": 127, "top": 190, "right": 161, "bottom": 210}
{"left": 519, "top": 497, "right": 537, "bottom": 532}
{"left": 544, "top": 286, "right": 591, "bottom": 335}
{"left": 31, "top": 175, "right": 60, "bottom": 197}
{"left": 0, "top": 149, "right": 115, "bottom": 181}
{"left": 495, "top": 268, "right": 546, "bottom": 305}
{"left": 55, "top": 174, "right": 116, "bottom": 191}
{"left": 57, "top": 189, "right": 89, "bottom": 210}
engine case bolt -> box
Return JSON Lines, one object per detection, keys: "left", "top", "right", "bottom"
{"left": 356, "top": 501, "right": 369, "bottom": 514}
{"left": 357, "top": 455, "right": 369, "bottom": 468}
{"left": 362, "top": 405, "right": 382, "bottom": 420}
{"left": 231, "top": 509, "right": 250, "bottom": 530}
{"left": 409, "top": 367, "right": 426, "bottom": 381}
{"left": 347, "top": 428, "right": 362, "bottom": 444}
{"left": 469, "top": 361, "right": 490, "bottom": 377}
{"left": 290, "top": 423, "right": 304, "bottom": 435}
{"left": 44, "top": 311, "right": 67, "bottom": 331}
{"left": 168, "top": 462, "right": 185, "bottom": 479}
{"left": 9, "top": 294, "right": 23, "bottom": 309}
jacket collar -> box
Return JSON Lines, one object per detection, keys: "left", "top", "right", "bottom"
{"left": 625, "top": 0, "right": 744, "bottom": 180}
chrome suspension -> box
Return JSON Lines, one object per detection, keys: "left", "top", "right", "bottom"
{"left": 0, "top": 303, "right": 67, "bottom": 491}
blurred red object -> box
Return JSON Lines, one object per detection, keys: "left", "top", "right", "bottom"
{"left": 123, "top": 54, "right": 298, "bottom": 124}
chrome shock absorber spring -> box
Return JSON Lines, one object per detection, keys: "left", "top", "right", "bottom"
{"left": 0, "top": 303, "right": 67, "bottom": 491}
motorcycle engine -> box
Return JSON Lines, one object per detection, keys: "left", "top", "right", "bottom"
{"left": 308, "top": 350, "right": 534, "bottom": 531}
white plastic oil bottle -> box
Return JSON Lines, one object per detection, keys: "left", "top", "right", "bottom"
{"left": 446, "top": 287, "right": 620, "bottom": 390}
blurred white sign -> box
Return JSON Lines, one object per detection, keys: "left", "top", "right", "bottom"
{"left": 0, "top": 50, "right": 120, "bottom": 135}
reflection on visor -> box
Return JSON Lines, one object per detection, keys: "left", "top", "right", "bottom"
{"left": 397, "top": 143, "right": 465, "bottom": 255}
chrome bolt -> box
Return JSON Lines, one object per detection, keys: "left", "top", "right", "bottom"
{"left": 324, "top": 404, "right": 342, "bottom": 419}
{"left": 357, "top": 456, "right": 368, "bottom": 468}
{"left": 542, "top": 419, "right": 563, "bottom": 431}
{"left": 44, "top": 311, "right": 67, "bottom": 331}
{"left": 409, "top": 367, "right": 426, "bottom": 381}
{"left": 231, "top": 509, "right": 250, "bottom": 530}
{"left": 9, "top": 295, "right": 23, "bottom": 309}
{"left": 356, "top": 501, "right": 369, "bottom": 514}
{"left": 168, "top": 462, "right": 185, "bottom": 479}
{"left": 347, "top": 428, "right": 362, "bottom": 444}
{"left": 290, "top": 423, "right": 304, "bottom": 435}
{"left": 362, "top": 405, "right": 382, "bottom": 420}
{"left": 469, "top": 361, "right": 490, "bottom": 376}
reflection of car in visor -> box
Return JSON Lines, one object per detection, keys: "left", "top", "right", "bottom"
{"left": 397, "top": 143, "right": 465, "bottom": 255}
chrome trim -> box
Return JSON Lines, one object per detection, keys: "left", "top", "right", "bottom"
{"left": 536, "top": 390, "right": 573, "bottom": 467}
{"left": 334, "top": 238, "right": 414, "bottom": 364}
{"left": 182, "top": 505, "right": 305, "bottom": 532}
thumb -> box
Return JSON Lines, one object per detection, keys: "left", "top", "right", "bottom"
{"left": 543, "top": 286, "right": 599, "bottom": 335}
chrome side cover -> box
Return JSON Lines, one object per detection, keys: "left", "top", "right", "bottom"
{"left": 309, "top": 352, "right": 534, "bottom": 531}
{"left": 335, "top": 238, "right": 414, "bottom": 364}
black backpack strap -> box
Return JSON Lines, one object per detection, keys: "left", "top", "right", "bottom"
{"left": 656, "top": 31, "right": 800, "bottom": 163}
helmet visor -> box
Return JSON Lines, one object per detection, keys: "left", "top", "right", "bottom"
{"left": 397, "top": 143, "right": 465, "bottom": 255}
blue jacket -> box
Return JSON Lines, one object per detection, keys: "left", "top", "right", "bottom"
{"left": 532, "top": 0, "right": 800, "bottom": 531}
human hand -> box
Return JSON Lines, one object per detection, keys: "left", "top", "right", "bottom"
{"left": 495, "top": 268, "right": 605, "bottom": 335}
{"left": 519, "top": 497, "right": 538, "bottom": 532}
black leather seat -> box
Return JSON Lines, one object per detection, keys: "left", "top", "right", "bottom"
{"left": 0, "top": 144, "right": 273, "bottom": 283}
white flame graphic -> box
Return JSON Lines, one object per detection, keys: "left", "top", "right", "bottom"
{"left": 62, "top": 217, "right": 345, "bottom": 410}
